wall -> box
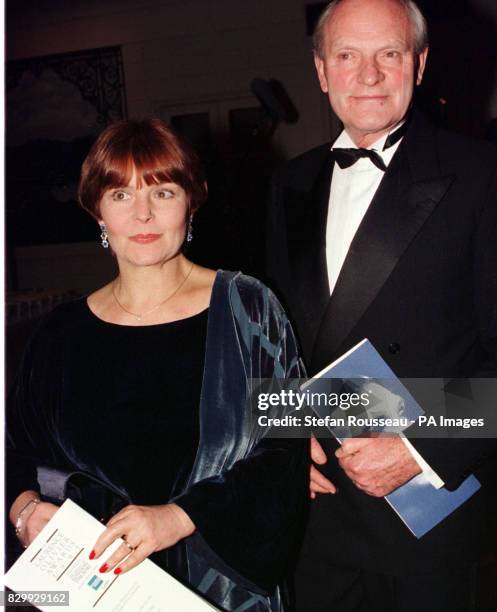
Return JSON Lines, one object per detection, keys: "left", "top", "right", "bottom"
{"left": 473, "top": 0, "right": 497, "bottom": 117}
{"left": 7, "top": 0, "right": 339, "bottom": 292}
{"left": 7, "top": 0, "right": 337, "bottom": 160}
{"left": 8, "top": 0, "right": 497, "bottom": 153}
{"left": 13, "top": 242, "right": 118, "bottom": 294}
{"left": 7, "top": 0, "right": 497, "bottom": 292}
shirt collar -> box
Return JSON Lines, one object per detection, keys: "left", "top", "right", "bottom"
{"left": 331, "top": 121, "right": 405, "bottom": 169}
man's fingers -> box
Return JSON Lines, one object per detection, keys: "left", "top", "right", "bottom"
{"left": 310, "top": 464, "right": 337, "bottom": 493}
{"left": 337, "top": 456, "right": 363, "bottom": 486}
{"left": 337, "top": 437, "right": 370, "bottom": 458}
{"left": 310, "top": 481, "right": 333, "bottom": 494}
{"left": 351, "top": 479, "right": 386, "bottom": 497}
{"left": 335, "top": 447, "right": 347, "bottom": 459}
{"left": 310, "top": 436, "right": 328, "bottom": 464}
{"left": 309, "top": 438, "right": 337, "bottom": 495}
{"left": 337, "top": 453, "right": 356, "bottom": 472}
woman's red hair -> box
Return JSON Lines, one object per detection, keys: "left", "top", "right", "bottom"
{"left": 78, "top": 118, "right": 207, "bottom": 218}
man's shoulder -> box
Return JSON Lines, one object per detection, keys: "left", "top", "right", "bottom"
{"left": 274, "top": 142, "right": 331, "bottom": 190}
{"left": 408, "top": 112, "right": 497, "bottom": 172}
{"left": 285, "top": 142, "right": 332, "bottom": 169}
{"left": 435, "top": 128, "right": 497, "bottom": 170}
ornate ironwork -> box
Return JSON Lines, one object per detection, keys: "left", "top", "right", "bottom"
{"left": 6, "top": 46, "right": 127, "bottom": 124}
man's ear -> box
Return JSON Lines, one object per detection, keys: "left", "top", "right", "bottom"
{"left": 416, "top": 47, "right": 429, "bottom": 86}
{"left": 314, "top": 53, "right": 329, "bottom": 93}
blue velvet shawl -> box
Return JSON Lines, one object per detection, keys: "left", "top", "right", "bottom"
{"left": 173, "top": 271, "right": 308, "bottom": 611}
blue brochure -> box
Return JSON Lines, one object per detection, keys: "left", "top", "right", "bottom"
{"left": 304, "top": 339, "right": 481, "bottom": 538}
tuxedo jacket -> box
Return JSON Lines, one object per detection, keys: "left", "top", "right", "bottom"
{"left": 266, "top": 111, "right": 497, "bottom": 573}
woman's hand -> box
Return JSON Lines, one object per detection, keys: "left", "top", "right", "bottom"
{"left": 22, "top": 502, "right": 60, "bottom": 546}
{"left": 9, "top": 490, "right": 59, "bottom": 548}
{"left": 90, "top": 504, "right": 195, "bottom": 575}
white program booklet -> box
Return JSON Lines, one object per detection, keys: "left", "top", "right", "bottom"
{"left": 4, "top": 499, "right": 219, "bottom": 611}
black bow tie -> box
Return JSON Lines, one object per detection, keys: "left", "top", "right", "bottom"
{"left": 332, "top": 120, "right": 408, "bottom": 172}
{"left": 333, "top": 148, "right": 387, "bottom": 171}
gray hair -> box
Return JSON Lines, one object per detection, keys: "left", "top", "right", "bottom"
{"left": 312, "top": 0, "right": 429, "bottom": 58}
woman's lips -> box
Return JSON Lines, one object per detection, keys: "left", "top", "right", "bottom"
{"left": 129, "top": 234, "right": 161, "bottom": 244}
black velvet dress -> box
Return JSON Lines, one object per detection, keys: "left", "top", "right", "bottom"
{"left": 6, "top": 282, "right": 309, "bottom": 611}
{"left": 6, "top": 300, "right": 208, "bottom": 571}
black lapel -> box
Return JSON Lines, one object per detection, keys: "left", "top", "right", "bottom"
{"left": 311, "top": 112, "right": 455, "bottom": 373}
{"left": 283, "top": 147, "right": 334, "bottom": 360}
{"left": 286, "top": 152, "right": 333, "bottom": 292}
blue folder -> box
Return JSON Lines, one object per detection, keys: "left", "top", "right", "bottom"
{"left": 304, "top": 339, "right": 481, "bottom": 538}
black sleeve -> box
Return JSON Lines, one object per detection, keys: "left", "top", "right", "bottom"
{"left": 408, "top": 437, "right": 497, "bottom": 491}
{"left": 265, "top": 167, "right": 291, "bottom": 305}
{"left": 6, "top": 324, "right": 63, "bottom": 511}
{"left": 174, "top": 435, "right": 308, "bottom": 594}
{"left": 409, "top": 161, "right": 497, "bottom": 489}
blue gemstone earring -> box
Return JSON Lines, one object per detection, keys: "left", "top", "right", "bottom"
{"left": 186, "top": 213, "right": 193, "bottom": 243}
{"left": 99, "top": 222, "right": 109, "bottom": 248}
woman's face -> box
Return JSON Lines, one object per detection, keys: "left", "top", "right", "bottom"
{"left": 98, "top": 170, "right": 189, "bottom": 269}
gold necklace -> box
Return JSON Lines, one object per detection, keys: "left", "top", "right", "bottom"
{"left": 112, "top": 262, "right": 195, "bottom": 321}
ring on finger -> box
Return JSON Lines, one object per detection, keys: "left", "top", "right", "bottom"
{"left": 122, "top": 536, "right": 137, "bottom": 552}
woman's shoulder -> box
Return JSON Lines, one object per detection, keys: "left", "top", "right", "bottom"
{"left": 30, "top": 297, "right": 92, "bottom": 342}
{"left": 15, "top": 297, "right": 92, "bottom": 368}
{"left": 216, "top": 270, "right": 288, "bottom": 325}
{"left": 216, "top": 270, "right": 269, "bottom": 294}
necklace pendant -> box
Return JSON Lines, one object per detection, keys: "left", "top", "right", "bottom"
{"left": 112, "top": 262, "right": 195, "bottom": 322}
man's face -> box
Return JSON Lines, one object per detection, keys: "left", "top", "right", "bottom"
{"left": 314, "top": 0, "right": 428, "bottom": 147}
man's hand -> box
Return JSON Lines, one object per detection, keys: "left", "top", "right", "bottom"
{"left": 335, "top": 436, "right": 421, "bottom": 497}
{"left": 310, "top": 436, "right": 337, "bottom": 499}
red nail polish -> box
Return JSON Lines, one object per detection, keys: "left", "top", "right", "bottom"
{"left": 89, "top": 550, "right": 96, "bottom": 560}
{"left": 114, "top": 567, "right": 122, "bottom": 575}
{"left": 99, "top": 563, "right": 108, "bottom": 573}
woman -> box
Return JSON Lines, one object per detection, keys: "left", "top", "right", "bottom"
{"left": 7, "top": 119, "right": 308, "bottom": 611}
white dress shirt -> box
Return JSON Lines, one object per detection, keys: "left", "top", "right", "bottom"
{"left": 326, "top": 129, "right": 401, "bottom": 295}
{"left": 326, "top": 126, "right": 444, "bottom": 489}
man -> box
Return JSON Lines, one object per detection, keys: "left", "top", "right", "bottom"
{"left": 266, "top": 0, "right": 497, "bottom": 610}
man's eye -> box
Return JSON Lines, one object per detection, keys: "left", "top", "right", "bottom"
{"left": 155, "top": 189, "right": 174, "bottom": 199}
{"left": 338, "top": 52, "right": 353, "bottom": 60}
{"left": 384, "top": 50, "right": 400, "bottom": 59}
{"left": 112, "top": 190, "right": 131, "bottom": 201}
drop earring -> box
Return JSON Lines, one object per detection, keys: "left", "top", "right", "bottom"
{"left": 99, "top": 222, "right": 109, "bottom": 248}
{"left": 186, "top": 213, "right": 193, "bottom": 243}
